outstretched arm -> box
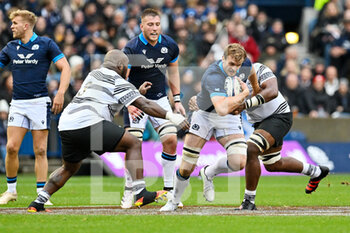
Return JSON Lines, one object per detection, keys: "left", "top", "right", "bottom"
{"left": 132, "top": 97, "right": 189, "bottom": 130}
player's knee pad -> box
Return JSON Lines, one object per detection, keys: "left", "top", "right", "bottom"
{"left": 182, "top": 145, "right": 201, "bottom": 165}
{"left": 127, "top": 128, "right": 144, "bottom": 141}
{"left": 247, "top": 132, "right": 270, "bottom": 153}
{"left": 157, "top": 122, "right": 177, "bottom": 139}
{"left": 258, "top": 151, "right": 281, "bottom": 165}
{"left": 224, "top": 138, "right": 247, "bottom": 156}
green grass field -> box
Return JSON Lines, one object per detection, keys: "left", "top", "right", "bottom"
{"left": 0, "top": 174, "right": 350, "bottom": 233}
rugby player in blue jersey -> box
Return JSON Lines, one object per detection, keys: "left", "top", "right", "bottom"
{"left": 0, "top": 10, "right": 71, "bottom": 205}
{"left": 160, "top": 43, "right": 260, "bottom": 211}
{"left": 120, "top": 8, "right": 186, "bottom": 208}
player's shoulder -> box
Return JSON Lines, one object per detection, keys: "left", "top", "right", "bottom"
{"left": 203, "top": 61, "right": 223, "bottom": 82}
{"left": 160, "top": 34, "right": 177, "bottom": 45}
{"left": 124, "top": 36, "right": 139, "bottom": 50}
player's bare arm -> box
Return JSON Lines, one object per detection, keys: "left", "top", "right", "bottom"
{"left": 52, "top": 57, "right": 71, "bottom": 114}
{"left": 211, "top": 79, "right": 249, "bottom": 116}
{"left": 248, "top": 66, "right": 260, "bottom": 95}
{"left": 127, "top": 81, "right": 152, "bottom": 121}
{"left": 168, "top": 60, "right": 186, "bottom": 116}
{"left": 132, "top": 96, "right": 190, "bottom": 130}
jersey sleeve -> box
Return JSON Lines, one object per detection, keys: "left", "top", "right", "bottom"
{"left": 0, "top": 45, "right": 10, "bottom": 69}
{"left": 257, "top": 65, "right": 276, "bottom": 85}
{"left": 122, "top": 45, "right": 134, "bottom": 69}
{"left": 204, "top": 71, "right": 227, "bottom": 98}
{"left": 47, "top": 39, "right": 64, "bottom": 63}
{"left": 113, "top": 78, "right": 142, "bottom": 107}
{"left": 169, "top": 38, "right": 179, "bottom": 63}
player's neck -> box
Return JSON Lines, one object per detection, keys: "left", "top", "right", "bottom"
{"left": 20, "top": 31, "right": 34, "bottom": 44}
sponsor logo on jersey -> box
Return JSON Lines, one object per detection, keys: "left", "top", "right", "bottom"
{"left": 161, "top": 47, "right": 168, "bottom": 53}
{"left": 141, "top": 57, "right": 167, "bottom": 69}
{"left": 13, "top": 53, "right": 38, "bottom": 65}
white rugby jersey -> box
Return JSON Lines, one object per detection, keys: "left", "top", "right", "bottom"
{"left": 245, "top": 63, "right": 291, "bottom": 123}
{"left": 58, "top": 67, "right": 143, "bottom": 131}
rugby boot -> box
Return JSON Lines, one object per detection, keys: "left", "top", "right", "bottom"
{"left": 120, "top": 189, "right": 133, "bottom": 209}
{"left": 27, "top": 201, "right": 51, "bottom": 213}
{"left": 236, "top": 199, "right": 257, "bottom": 210}
{"left": 305, "top": 166, "right": 330, "bottom": 194}
{"left": 134, "top": 188, "right": 167, "bottom": 208}
{"left": 200, "top": 166, "right": 215, "bottom": 202}
{"left": 160, "top": 199, "right": 179, "bottom": 212}
{"left": 0, "top": 192, "right": 17, "bottom": 204}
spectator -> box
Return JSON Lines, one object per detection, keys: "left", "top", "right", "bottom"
{"left": 329, "top": 13, "right": 350, "bottom": 78}
{"left": 304, "top": 75, "right": 332, "bottom": 118}
{"left": 324, "top": 65, "right": 340, "bottom": 96}
{"left": 61, "top": 0, "right": 85, "bottom": 25}
{"left": 229, "top": 23, "right": 260, "bottom": 62}
{"left": 300, "top": 66, "right": 313, "bottom": 89}
{"left": 332, "top": 78, "right": 350, "bottom": 118}
{"left": 261, "top": 19, "right": 287, "bottom": 57}
{"left": 251, "top": 11, "right": 270, "bottom": 45}
{"left": 40, "top": 0, "right": 62, "bottom": 36}
{"left": 281, "top": 73, "right": 307, "bottom": 116}
{"left": 217, "top": 0, "right": 234, "bottom": 22}
{"left": 310, "top": 1, "right": 342, "bottom": 56}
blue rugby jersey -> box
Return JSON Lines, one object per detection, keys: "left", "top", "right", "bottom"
{"left": 197, "top": 57, "right": 252, "bottom": 112}
{"left": 0, "top": 33, "right": 64, "bottom": 100}
{"left": 123, "top": 33, "right": 179, "bottom": 100}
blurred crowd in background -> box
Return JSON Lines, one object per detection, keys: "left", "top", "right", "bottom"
{"left": 0, "top": 0, "right": 350, "bottom": 124}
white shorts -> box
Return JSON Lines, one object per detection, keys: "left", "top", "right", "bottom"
{"left": 8, "top": 97, "right": 51, "bottom": 130}
{"left": 126, "top": 96, "right": 172, "bottom": 129}
{"left": 189, "top": 110, "right": 244, "bottom": 140}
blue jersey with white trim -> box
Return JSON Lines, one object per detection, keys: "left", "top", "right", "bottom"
{"left": 197, "top": 58, "right": 252, "bottom": 112}
{"left": 123, "top": 33, "right": 179, "bottom": 100}
{"left": 0, "top": 33, "right": 64, "bottom": 100}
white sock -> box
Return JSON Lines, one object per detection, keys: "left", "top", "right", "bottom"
{"left": 205, "top": 157, "right": 234, "bottom": 179}
{"left": 132, "top": 180, "right": 146, "bottom": 195}
{"left": 37, "top": 187, "right": 43, "bottom": 194}
{"left": 7, "top": 182, "right": 17, "bottom": 194}
{"left": 34, "top": 190, "right": 51, "bottom": 204}
{"left": 173, "top": 169, "right": 190, "bottom": 204}
{"left": 302, "top": 163, "right": 321, "bottom": 178}
{"left": 244, "top": 189, "right": 256, "bottom": 203}
{"left": 161, "top": 152, "right": 177, "bottom": 189}
{"left": 124, "top": 168, "right": 133, "bottom": 189}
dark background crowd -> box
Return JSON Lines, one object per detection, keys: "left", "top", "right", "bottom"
{"left": 0, "top": 0, "right": 350, "bottom": 124}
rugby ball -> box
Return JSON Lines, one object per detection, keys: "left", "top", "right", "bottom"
{"left": 224, "top": 76, "right": 242, "bottom": 96}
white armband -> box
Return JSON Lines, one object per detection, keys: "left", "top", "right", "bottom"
{"left": 245, "top": 94, "right": 265, "bottom": 109}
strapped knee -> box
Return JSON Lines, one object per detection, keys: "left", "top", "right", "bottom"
{"left": 224, "top": 138, "right": 247, "bottom": 156}
{"left": 127, "top": 128, "right": 144, "bottom": 141}
{"left": 247, "top": 132, "right": 270, "bottom": 153}
{"left": 259, "top": 151, "right": 281, "bottom": 165}
{"left": 157, "top": 122, "right": 177, "bottom": 139}
{"left": 182, "top": 145, "right": 201, "bottom": 165}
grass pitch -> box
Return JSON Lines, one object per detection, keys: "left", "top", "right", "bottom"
{"left": 0, "top": 173, "right": 349, "bottom": 233}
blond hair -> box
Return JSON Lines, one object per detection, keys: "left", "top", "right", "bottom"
{"left": 9, "top": 9, "right": 37, "bottom": 28}
{"left": 224, "top": 43, "right": 247, "bottom": 63}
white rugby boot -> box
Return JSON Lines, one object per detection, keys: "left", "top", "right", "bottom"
{"left": 160, "top": 199, "right": 179, "bottom": 212}
{"left": 120, "top": 189, "right": 133, "bottom": 209}
{"left": 0, "top": 191, "right": 17, "bottom": 204}
{"left": 200, "top": 166, "right": 215, "bottom": 202}
{"left": 166, "top": 189, "right": 183, "bottom": 208}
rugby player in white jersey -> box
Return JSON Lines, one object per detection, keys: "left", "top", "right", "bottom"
{"left": 27, "top": 49, "right": 189, "bottom": 212}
